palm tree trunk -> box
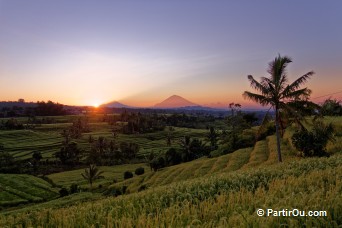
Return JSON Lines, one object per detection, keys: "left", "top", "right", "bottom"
{"left": 275, "top": 109, "right": 283, "bottom": 162}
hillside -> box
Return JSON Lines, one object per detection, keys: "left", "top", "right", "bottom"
{"left": 0, "top": 116, "right": 341, "bottom": 226}
{"left": 0, "top": 174, "right": 59, "bottom": 208}
{"left": 1, "top": 154, "right": 341, "bottom": 226}
{"left": 107, "top": 133, "right": 300, "bottom": 193}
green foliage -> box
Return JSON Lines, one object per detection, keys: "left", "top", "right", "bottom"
{"left": 81, "top": 164, "right": 104, "bottom": 189}
{"left": 134, "top": 167, "right": 145, "bottom": 176}
{"left": 123, "top": 171, "right": 133, "bottom": 180}
{"left": 164, "top": 148, "right": 182, "bottom": 166}
{"left": 34, "top": 101, "right": 66, "bottom": 116}
{"left": 321, "top": 99, "right": 342, "bottom": 116}
{"left": 59, "top": 188, "right": 69, "bottom": 197}
{"left": 0, "top": 118, "right": 24, "bottom": 130}
{"left": 55, "top": 141, "right": 82, "bottom": 165}
{"left": 206, "top": 126, "right": 219, "bottom": 150}
{"left": 150, "top": 156, "right": 166, "bottom": 171}
{"left": 69, "top": 183, "right": 79, "bottom": 194}
{"left": 292, "top": 120, "right": 335, "bottom": 157}
{"left": 244, "top": 55, "right": 314, "bottom": 162}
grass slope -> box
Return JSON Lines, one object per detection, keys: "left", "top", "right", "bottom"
{"left": 0, "top": 175, "right": 59, "bottom": 208}
{"left": 48, "top": 163, "right": 151, "bottom": 189}
{"left": 1, "top": 154, "right": 341, "bottom": 227}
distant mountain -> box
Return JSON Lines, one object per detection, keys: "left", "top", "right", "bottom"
{"left": 101, "top": 101, "right": 131, "bottom": 108}
{"left": 154, "top": 95, "right": 199, "bottom": 108}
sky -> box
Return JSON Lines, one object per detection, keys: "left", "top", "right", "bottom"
{"left": 0, "top": 0, "right": 341, "bottom": 108}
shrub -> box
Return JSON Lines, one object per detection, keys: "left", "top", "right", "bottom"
{"left": 59, "top": 187, "right": 69, "bottom": 197}
{"left": 135, "top": 167, "right": 145, "bottom": 176}
{"left": 292, "top": 120, "right": 334, "bottom": 157}
{"left": 69, "top": 183, "right": 79, "bottom": 194}
{"left": 165, "top": 148, "right": 182, "bottom": 166}
{"left": 124, "top": 171, "right": 133, "bottom": 179}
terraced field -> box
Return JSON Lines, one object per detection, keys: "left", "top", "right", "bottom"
{"left": 0, "top": 116, "right": 208, "bottom": 159}
{"left": 48, "top": 163, "right": 151, "bottom": 189}
{"left": 1, "top": 153, "right": 341, "bottom": 227}
{"left": 107, "top": 137, "right": 287, "bottom": 193}
{"left": 1, "top": 116, "right": 341, "bottom": 226}
{"left": 0, "top": 174, "right": 59, "bottom": 208}
{"left": 107, "top": 118, "right": 341, "bottom": 194}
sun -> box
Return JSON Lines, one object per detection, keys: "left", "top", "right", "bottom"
{"left": 89, "top": 99, "right": 102, "bottom": 108}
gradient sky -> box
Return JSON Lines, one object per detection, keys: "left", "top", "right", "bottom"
{"left": 1, "top": 1, "right": 341, "bottom": 108}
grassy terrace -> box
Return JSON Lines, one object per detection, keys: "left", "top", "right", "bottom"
{"left": 0, "top": 116, "right": 341, "bottom": 227}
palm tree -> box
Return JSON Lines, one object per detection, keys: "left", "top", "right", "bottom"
{"left": 243, "top": 55, "right": 314, "bottom": 162}
{"left": 81, "top": 164, "right": 104, "bottom": 189}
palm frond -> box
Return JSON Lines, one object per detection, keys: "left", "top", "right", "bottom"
{"left": 279, "top": 102, "right": 306, "bottom": 130}
{"left": 282, "top": 88, "right": 311, "bottom": 100}
{"left": 243, "top": 91, "right": 271, "bottom": 106}
{"left": 267, "top": 55, "right": 292, "bottom": 85}
{"left": 283, "top": 71, "right": 314, "bottom": 95}
{"left": 247, "top": 75, "right": 269, "bottom": 94}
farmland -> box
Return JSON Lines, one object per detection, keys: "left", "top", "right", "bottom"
{"left": 1, "top": 153, "right": 341, "bottom": 227}
{"left": 0, "top": 114, "right": 341, "bottom": 227}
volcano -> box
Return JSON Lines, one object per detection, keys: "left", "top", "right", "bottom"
{"left": 153, "top": 95, "right": 199, "bottom": 108}
{"left": 101, "top": 101, "right": 131, "bottom": 108}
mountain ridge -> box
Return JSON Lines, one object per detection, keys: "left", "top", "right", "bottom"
{"left": 153, "top": 95, "right": 198, "bottom": 108}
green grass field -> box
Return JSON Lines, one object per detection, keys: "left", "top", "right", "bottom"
{"left": 1, "top": 154, "right": 341, "bottom": 227}
{"left": 48, "top": 163, "right": 151, "bottom": 189}
{"left": 0, "top": 115, "right": 341, "bottom": 226}
{"left": 0, "top": 174, "right": 59, "bottom": 208}
{"left": 0, "top": 114, "right": 209, "bottom": 160}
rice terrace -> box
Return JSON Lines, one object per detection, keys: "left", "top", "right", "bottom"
{"left": 1, "top": 1, "right": 342, "bottom": 227}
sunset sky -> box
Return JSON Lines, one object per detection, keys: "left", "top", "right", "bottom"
{"left": 1, "top": 1, "right": 341, "bottom": 108}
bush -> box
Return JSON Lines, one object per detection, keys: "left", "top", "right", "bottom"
{"left": 292, "top": 120, "right": 334, "bottom": 157}
{"left": 59, "top": 187, "right": 69, "bottom": 197}
{"left": 69, "top": 183, "right": 79, "bottom": 194}
{"left": 124, "top": 171, "right": 133, "bottom": 179}
{"left": 135, "top": 167, "right": 145, "bottom": 176}
{"left": 165, "top": 148, "right": 182, "bottom": 166}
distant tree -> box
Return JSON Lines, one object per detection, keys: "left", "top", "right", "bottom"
{"left": 35, "top": 100, "right": 66, "bottom": 116}
{"left": 189, "top": 138, "right": 210, "bottom": 158}
{"left": 55, "top": 142, "right": 82, "bottom": 165}
{"left": 165, "top": 148, "right": 182, "bottom": 166}
{"left": 321, "top": 99, "right": 342, "bottom": 116}
{"left": 179, "top": 136, "right": 192, "bottom": 162}
{"left": 243, "top": 55, "right": 314, "bottom": 162}
{"left": 206, "top": 127, "right": 219, "bottom": 150}
{"left": 242, "top": 113, "right": 258, "bottom": 126}
{"left": 81, "top": 164, "right": 104, "bottom": 189}
{"left": 224, "top": 103, "right": 249, "bottom": 152}
{"left": 120, "top": 142, "right": 139, "bottom": 159}
{"left": 61, "top": 129, "right": 70, "bottom": 145}
{"left": 150, "top": 156, "right": 166, "bottom": 172}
